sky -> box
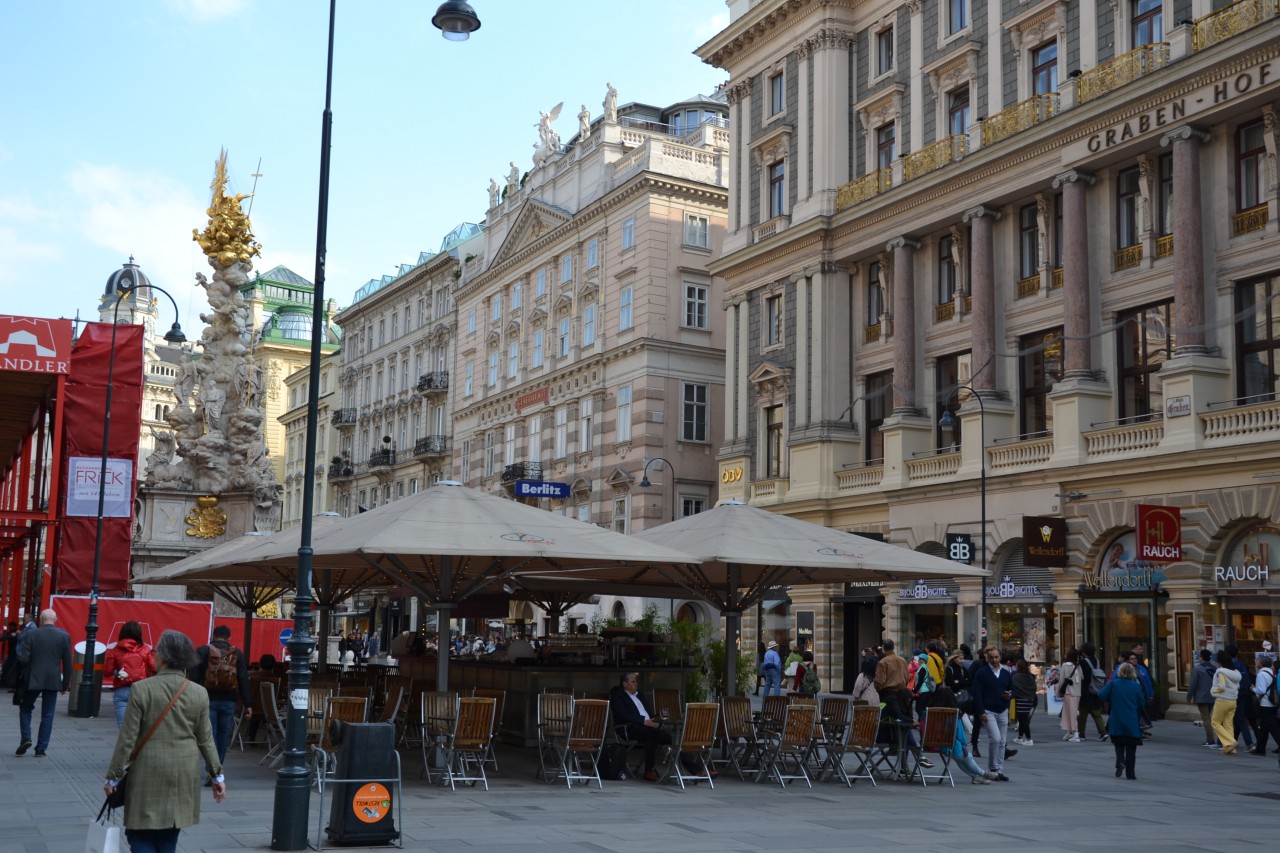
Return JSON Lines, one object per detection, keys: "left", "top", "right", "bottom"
{"left": 0, "top": 0, "right": 729, "bottom": 333}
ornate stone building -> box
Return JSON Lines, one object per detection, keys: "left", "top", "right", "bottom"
{"left": 280, "top": 350, "right": 341, "bottom": 527}
{"left": 701, "top": 0, "right": 1280, "bottom": 712}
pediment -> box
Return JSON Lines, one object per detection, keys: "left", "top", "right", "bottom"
{"left": 555, "top": 292, "right": 574, "bottom": 313}
{"left": 749, "top": 360, "right": 792, "bottom": 404}
{"left": 528, "top": 306, "right": 548, "bottom": 326}
{"left": 749, "top": 360, "right": 791, "bottom": 386}
{"left": 578, "top": 279, "right": 600, "bottom": 301}
{"left": 491, "top": 200, "right": 573, "bottom": 266}
{"left": 486, "top": 329, "right": 501, "bottom": 346}
{"left": 506, "top": 319, "right": 522, "bottom": 336}
{"left": 605, "top": 466, "right": 634, "bottom": 488}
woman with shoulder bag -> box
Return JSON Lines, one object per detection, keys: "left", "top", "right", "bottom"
{"left": 104, "top": 630, "right": 225, "bottom": 853}
{"left": 1058, "top": 647, "right": 1083, "bottom": 742}
{"left": 851, "top": 655, "right": 879, "bottom": 706}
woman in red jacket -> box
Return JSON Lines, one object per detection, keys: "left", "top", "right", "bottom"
{"left": 105, "top": 621, "right": 155, "bottom": 727}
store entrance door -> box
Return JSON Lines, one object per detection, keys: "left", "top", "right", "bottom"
{"left": 840, "top": 599, "right": 881, "bottom": 693}
{"left": 1083, "top": 597, "right": 1168, "bottom": 714}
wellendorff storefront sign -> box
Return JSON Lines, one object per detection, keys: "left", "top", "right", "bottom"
{"left": 1023, "top": 515, "right": 1067, "bottom": 567}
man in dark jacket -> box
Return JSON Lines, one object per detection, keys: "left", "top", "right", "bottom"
{"left": 15, "top": 609, "right": 72, "bottom": 757}
{"left": 607, "top": 671, "right": 703, "bottom": 781}
{"left": 969, "top": 646, "right": 1014, "bottom": 781}
{"left": 1076, "top": 643, "right": 1108, "bottom": 739}
{"left": 191, "top": 625, "right": 252, "bottom": 767}
{"left": 1187, "top": 648, "right": 1218, "bottom": 747}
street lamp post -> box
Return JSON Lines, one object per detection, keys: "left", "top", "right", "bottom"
{"left": 938, "top": 386, "right": 987, "bottom": 648}
{"left": 639, "top": 457, "right": 677, "bottom": 522}
{"left": 74, "top": 284, "right": 185, "bottom": 719}
{"left": 270, "top": 3, "right": 479, "bottom": 848}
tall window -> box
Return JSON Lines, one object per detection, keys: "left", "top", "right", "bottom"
{"left": 503, "top": 424, "right": 516, "bottom": 467}
{"left": 1019, "top": 328, "right": 1062, "bottom": 436}
{"left": 460, "top": 439, "right": 470, "bottom": 484}
{"left": 684, "top": 214, "right": 710, "bottom": 248}
{"left": 582, "top": 304, "right": 596, "bottom": 346}
{"left": 526, "top": 416, "right": 541, "bottom": 465}
{"left": 468, "top": 307, "right": 476, "bottom": 334}
{"left": 612, "top": 495, "right": 629, "bottom": 534}
{"left": 621, "top": 217, "right": 635, "bottom": 250}
{"left": 948, "top": 0, "right": 969, "bottom": 35}
{"left": 1117, "top": 166, "right": 1141, "bottom": 249}
{"left": 619, "top": 286, "right": 633, "bottom": 330}
{"left": 487, "top": 351, "right": 499, "bottom": 386}
{"left": 768, "top": 161, "right": 786, "bottom": 218}
{"left": 864, "top": 370, "right": 891, "bottom": 462}
{"left": 769, "top": 71, "right": 785, "bottom": 114}
{"left": 484, "top": 432, "right": 496, "bottom": 477}
{"left": 535, "top": 268, "right": 546, "bottom": 297}
{"left": 938, "top": 234, "right": 956, "bottom": 305}
{"left": 554, "top": 407, "right": 568, "bottom": 458}
{"left": 867, "top": 261, "right": 884, "bottom": 324}
{"left": 876, "top": 26, "right": 894, "bottom": 75}
{"left": 1237, "top": 275, "right": 1280, "bottom": 402}
{"left": 512, "top": 281, "right": 522, "bottom": 309}
{"left": 765, "top": 405, "right": 784, "bottom": 478}
{"left": 765, "top": 293, "right": 783, "bottom": 346}
{"left": 1118, "top": 301, "right": 1175, "bottom": 419}
{"left": 1238, "top": 120, "right": 1266, "bottom": 212}
{"left": 616, "top": 384, "right": 632, "bottom": 442}
{"left": 532, "top": 329, "right": 544, "bottom": 367}
{"left": 586, "top": 239, "right": 598, "bottom": 270}
{"left": 558, "top": 317, "right": 571, "bottom": 357}
{"left": 681, "top": 383, "right": 708, "bottom": 442}
{"left": 685, "top": 283, "right": 709, "bottom": 329}
{"left": 1032, "top": 41, "right": 1058, "bottom": 95}
{"left": 947, "top": 87, "right": 970, "bottom": 137}
{"left": 464, "top": 362, "right": 473, "bottom": 396}
{"left": 1132, "top": 0, "right": 1163, "bottom": 47}
{"left": 1156, "top": 153, "right": 1173, "bottom": 237}
{"left": 1019, "top": 203, "right": 1039, "bottom": 279}
{"left": 492, "top": 294, "right": 503, "bottom": 321}
{"left": 579, "top": 397, "right": 594, "bottom": 454}
{"left": 935, "top": 352, "right": 972, "bottom": 448}
{"left": 561, "top": 253, "right": 573, "bottom": 283}
{"left": 876, "top": 123, "right": 896, "bottom": 170}
{"left": 507, "top": 341, "right": 519, "bottom": 379}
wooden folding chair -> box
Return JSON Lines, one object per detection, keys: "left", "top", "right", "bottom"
{"left": 811, "top": 695, "right": 852, "bottom": 774}
{"left": 718, "top": 696, "right": 763, "bottom": 780}
{"left": 312, "top": 696, "right": 369, "bottom": 794}
{"left": 376, "top": 683, "right": 404, "bottom": 726}
{"left": 830, "top": 703, "right": 880, "bottom": 787}
{"left": 258, "top": 680, "right": 288, "bottom": 767}
{"left": 549, "top": 699, "right": 609, "bottom": 789}
{"left": 661, "top": 703, "right": 718, "bottom": 790}
{"left": 651, "top": 688, "right": 684, "bottom": 725}
{"left": 758, "top": 703, "right": 816, "bottom": 789}
{"left": 419, "top": 691, "right": 459, "bottom": 784}
{"left": 760, "top": 694, "right": 788, "bottom": 733}
{"left": 918, "top": 706, "right": 958, "bottom": 787}
{"left": 441, "top": 697, "right": 496, "bottom": 791}
{"left": 535, "top": 693, "right": 573, "bottom": 783}
{"left": 472, "top": 688, "right": 506, "bottom": 771}
{"left": 305, "top": 687, "right": 334, "bottom": 744}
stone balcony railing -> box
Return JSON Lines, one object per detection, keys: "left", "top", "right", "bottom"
{"left": 906, "top": 451, "right": 961, "bottom": 482}
{"left": 1084, "top": 419, "right": 1164, "bottom": 457}
{"left": 1194, "top": 0, "right": 1278, "bottom": 52}
{"left": 1203, "top": 398, "right": 1280, "bottom": 441}
{"left": 836, "top": 465, "right": 884, "bottom": 493}
{"left": 611, "top": 137, "right": 727, "bottom": 187}
{"left": 982, "top": 93, "right": 1060, "bottom": 147}
{"left": 1078, "top": 43, "right": 1171, "bottom": 104}
{"left": 753, "top": 215, "right": 790, "bottom": 242}
{"left": 988, "top": 436, "right": 1054, "bottom": 472}
{"left": 750, "top": 477, "right": 789, "bottom": 503}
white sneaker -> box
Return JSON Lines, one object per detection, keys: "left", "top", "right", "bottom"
{"left": 971, "top": 776, "right": 992, "bottom": 784}
{"left": 1023, "top": 739, "right": 1034, "bottom": 746}
{"left": 1069, "top": 734, "right": 1081, "bottom": 742}
{"left": 1062, "top": 733, "right": 1073, "bottom": 741}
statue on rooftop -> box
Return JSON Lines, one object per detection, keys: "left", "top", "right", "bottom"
{"left": 578, "top": 105, "right": 591, "bottom": 141}
{"left": 603, "top": 83, "right": 618, "bottom": 123}
{"left": 532, "top": 102, "right": 563, "bottom": 167}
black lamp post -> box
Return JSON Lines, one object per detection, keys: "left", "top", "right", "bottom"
{"left": 270, "top": 3, "right": 479, "bottom": 848}
{"left": 73, "top": 283, "right": 185, "bottom": 719}
{"left": 639, "top": 456, "right": 677, "bottom": 522}
{"left": 938, "top": 386, "right": 988, "bottom": 648}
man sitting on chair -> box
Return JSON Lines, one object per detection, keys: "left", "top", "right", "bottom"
{"left": 609, "top": 672, "right": 669, "bottom": 781}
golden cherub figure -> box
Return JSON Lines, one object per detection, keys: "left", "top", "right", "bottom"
{"left": 192, "top": 148, "right": 262, "bottom": 267}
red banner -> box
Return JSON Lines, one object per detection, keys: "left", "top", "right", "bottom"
{"left": 50, "top": 595, "right": 214, "bottom": 687}
{"left": 213, "top": 616, "right": 295, "bottom": 664}
{"left": 55, "top": 323, "right": 144, "bottom": 594}
{"left": 0, "top": 314, "right": 74, "bottom": 374}
{"left": 1136, "top": 504, "right": 1182, "bottom": 562}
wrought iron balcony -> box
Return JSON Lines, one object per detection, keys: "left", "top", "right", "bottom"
{"left": 1077, "top": 43, "right": 1170, "bottom": 104}
{"left": 331, "top": 408, "right": 358, "bottom": 427}
{"left": 1194, "top": 0, "right": 1278, "bottom": 52}
{"left": 368, "top": 449, "right": 397, "bottom": 468}
{"left": 501, "top": 461, "right": 543, "bottom": 483}
{"left": 413, "top": 435, "right": 449, "bottom": 457}
{"left": 416, "top": 371, "right": 449, "bottom": 393}
{"left": 836, "top": 168, "right": 892, "bottom": 211}
{"left": 982, "top": 93, "right": 1059, "bottom": 147}
{"left": 328, "top": 463, "right": 355, "bottom": 480}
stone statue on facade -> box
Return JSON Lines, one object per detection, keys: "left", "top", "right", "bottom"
{"left": 603, "top": 83, "right": 618, "bottom": 123}
{"left": 488, "top": 178, "right": 501, "bottom": 208}
{"left": 507, "top": 162, "right": 521, "bottom": 193}
{"left": 532, "top": 102, "right": 563, "bottom": 167}
{"left": 578, "top": 104, "right": 591, "bottom": 141}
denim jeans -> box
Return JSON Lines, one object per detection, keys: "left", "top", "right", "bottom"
{"left": 980, "top": 709, "right": 1008, "bottom": 772}
{"left": 949, "top": 746, "right": 985, "bottom": 780}
{"left": 113, "top": 685, "right": 132, "bottom": 727}
{"left": 125, "top": 827, "right": 181, "bottom": 853}
{"left": 19, "top": 689, "right": 58, "bottom": 751}
{"left": 762, "top": 667, "right": 781, "bottom": 697}
{"left": 209, "top": 699, "right": 237, "bottom": 765}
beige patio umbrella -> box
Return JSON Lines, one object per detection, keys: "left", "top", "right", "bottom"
{"left": 513, "top": 499, "right": 989, "bottom": 695}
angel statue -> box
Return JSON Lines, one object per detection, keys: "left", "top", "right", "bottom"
{"left": 533, "top": 102, "right": 563, "bottom": 166}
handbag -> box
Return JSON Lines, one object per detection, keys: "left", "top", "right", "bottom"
{"left": 783, "top": 662, "right": 799, "bottom": 677}
{"left": 106, "top": 679, "right": 188, "bottom": 812}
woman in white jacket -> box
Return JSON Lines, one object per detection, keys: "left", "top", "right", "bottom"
{"left": 1057, "top": 647, "right": 1084, "bottom": 742}
{"left": 1210, "top": 649, "right": 1243, "bottom": 755}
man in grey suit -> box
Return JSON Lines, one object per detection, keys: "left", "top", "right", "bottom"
{"left": 16, "top": 608, "right": 73, "bottom": 757}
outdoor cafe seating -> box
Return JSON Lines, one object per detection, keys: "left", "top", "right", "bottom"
{"left": 657, "top": 702, "right": 718, "bottom": 790}
{"left": 438, "top": 697, "right": 496, "bottom": 791}
{"left": 419, "top": 691, "right": 460, "bottom": 784}
{"left": 544, "top": 698, "right": 609, "bottom": 789}
{"left": 757, "top": 703, "right": 817, "bottom": 789}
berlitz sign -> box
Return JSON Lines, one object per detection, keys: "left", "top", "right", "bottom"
{"left": 513, "top": 479, "right": 570, "bottom": 499}
{"left": 0, "top": 315, "right": 74, "bottom": 374}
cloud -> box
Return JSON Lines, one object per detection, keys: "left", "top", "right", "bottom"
{"left": 165, "top": 0, "right": 247, "bottom": 22}
{"left": 692, "top": 12, "right": 729, "bottom": 42}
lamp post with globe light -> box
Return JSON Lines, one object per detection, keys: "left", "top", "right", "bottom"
{"left": 639, "top": 457, "right": 677, "bottom": 522}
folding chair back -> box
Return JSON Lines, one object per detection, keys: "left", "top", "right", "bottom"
{"left": 473, "top": 688, "right": 506, "bottom": 740}
{"left": 918, "top": 706, "right": 958, "bottom": 787}
{"left": 421, "top": 691, "right": 460, "bottom": 740}
{"left": 761, "top": 694, "right": 788, "bottom": 727}
{"left": 760, "top": 704, "right": 817, "bottom": 789}
{"left": 320, "top": 696, "right": 369, "bottom": 750}
{"left": 651, "top": 688, "right": 683, "bottom": 723}
{"left": 789, "top": 694, "right": 818, "bottom": 706}
{"left": 454, "top": 698, "right": 496, "bottom": 752}
{"left": 820, "top": 695, "right": 851, "bottom": 726}
{"left": 376, "top": 683, "right": 404, "bottom": 725}
{"left": 338, "top": 684, "right": 372, "bottom": 701}
{"left": 535, "top": 693, "right": 573, "bottom": 782}
{"left": 779, "top": 703, "right": 816, "bottom": 750}
{"left": 664, "top": 702, "right": 719, "bottom": 790}
{"left": 258, "top": 680, "right": 287, "bottom": 766}
{"left": 720, "top": 696, "right": 754, "bottom": 739}
{"left": 568, "top": 699, "right": 609, "bottom": 751}
{"left": 834, "top": 703, "right": 883, "bottom": 787}
{"left": 306, "top": 687, "right": 333, "bottom": 740}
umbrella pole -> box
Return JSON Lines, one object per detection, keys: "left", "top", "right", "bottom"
{"left": 436, "top": 556, "right": 452, "bottom": 693}
{"left": 242, "top": 594, "right": 255, "bottom": 664}
{"left": 724, "top": 564, "right": 740, "bottom": 698}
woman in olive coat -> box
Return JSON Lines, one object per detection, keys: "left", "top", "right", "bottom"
{"left": 104, "top": 630, "right": 225, "bottom": 853}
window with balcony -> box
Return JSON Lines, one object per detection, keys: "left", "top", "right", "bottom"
{"left": 935, "top": 351, "right": 972, "bottom": 448}
{"left": 938, "top": 234, "right": 957, "bottom": 306}
{"left": 769, "top": 71, "right": 785, "bottom": 115}
{"left": 876, "top": 123, "right": 896, "bottom": 170}
{"left": 487, "top": 351, "right": 498, "bottom": 387}
{"left": 532, "top": 329, "right": 544, "bottom": 367}
{"left": 1032, "top": 41, "right": 1058, "bottom": 95}
{"left": 1156, "top": 153, "right": 1173, "bottom": 238}
{"left": 876, "top": 26, "right": 894, "bottom": 76}
{"left": 1132, "top": 0, "right": 1163, "bottom": 47}
{"left": 1238, "top": 120, "right": 1266, "bottom": 212}
{"left": 864, "top": 370, "right": 891, "bottom": 462}
{"left": 527, "top": 415, "right": 542, "bottom": 465}
{"left": 507, "top": 341, "right": 519, "bottom": 379}
{"left": 948, "top": 0, "right": 969, "bottom": 35}
{"left": 684, "top": 214, "right": 710, "bottom": 248}
{"left": 558, "top": 317, "right": 571, "bottom": 357}
{"left": 582, "top": 303, "right": 596, "bottom": 346}
{"left": 554, "top": 406, "right": 568, "bottom": 458}
{"left": 685, "top": 283, "right": 709, "bottom": 329}
{"left": 947, "top": 87, "right": 970, "bottom": 137}
{"left": 1118, "top": 301, "right": 1175, "bottom": 420}
{"left": 765, "top": 405, "right": 784, "bottom": 478}
{"left": 1235, "top": 274, "right": 1280, "bottom": 402}
{"left": 682, "top": 383, "right": 708, "bottom": 442}
{"left": 1019, "top": 328, "right": 1062, "bottom": 436}
{"left": 621, "top": 217, "right": 635, "bottom": 250}
{"left": 768, "top": 161, "right": 786, "bottom": 219}
{"left": 579, "top": 397, "right": 593, "bottom": 454}
{"left": 617, "top": 385, "right": 632, "bottom": 442}
{"left": 535, "top": 268, "right": 546, "bottom": 297}
{"left": 1019, "top": 203, "right": 1039, "bottom": 280}
{"left": 619, "top": 285, "right": 633, "bottom": 330}
{"left": 1117, "top": 166, "right": 1141, "bottom": 249}
{"left": 765, "top": 293, "right": 783, "bottom": 347}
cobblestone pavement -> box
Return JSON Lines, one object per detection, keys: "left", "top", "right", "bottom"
{"left": 2, "top": 695, "right": 1277, "bottom": 852}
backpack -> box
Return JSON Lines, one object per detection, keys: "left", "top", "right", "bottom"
{"left": 204, "top": 644, "right": 239, "bottom": 693}
{"left": 1266, "top": 668, "right": 1279, "bottom": 706}
{"left": 801, "top": 665, "right": 822, "bottom": 695}
{"left": 915, "top": 663, "right": 935, "bottom": 694}
{"left": 116, "top": 647, "right": 149, "bottom": 685}
{"left": 1086, "top": 659, "right": 1106, "bottom": 695}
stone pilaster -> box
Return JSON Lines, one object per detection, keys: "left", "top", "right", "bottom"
{"left": 1052, "top": 170, "right": 1096, "bottom": 377}
{"left": 1161, "top": 125, "right": 1212, "bottom": 355}
{"left": 963, "top": 205, "right": 1001, "bottom": 391}
{"left": 887, "top": 236, "right": 921, "bottom": 414}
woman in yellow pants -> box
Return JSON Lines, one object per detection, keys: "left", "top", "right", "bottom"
{"left": 1210, "top": 649, "right": 1243, "bottom": 754}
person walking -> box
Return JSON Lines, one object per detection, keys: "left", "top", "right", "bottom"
{"left": 1210, "top": 648, "right": 1243, "bottom": 755}
{"left": 970, "top": 646, "right": 1014, "bottom": 781}
{"left": 1187, "top": 648, "right": 1219, "bottom": 748}
{"left": 1249, "top": 655, "right": 1277, "bottom": 756}
{"left": 15, "top": 609, "right": 72, "bottom": 757}
{"left": 1226, "top": 645, "right": 1256, "bottom": 751}
{"left": 189, "top": 625, "right": 251, "bottom": 771}
{"left": 105, "top": 621, "right": 155, "bottom": 728}
{"left": 1057, "top": 648, "right": 1083, "bottom": 742}
{"left": 851, "top": 655, "right": 879, "bottom": 707}
{"left": 1098, "top": 662, "right": 1145, "bottom": 779}
{"left": 1012, "top": 659, "right": 1037, "bottom": 745}
{"left": 761, "top": 640, "right": 782, "bottom": 697}
{"left": 1076, "top": 642, "right": 1109, "bottom": 741}
{"left": 105, "top": 630, "right": 225, "bottom": 853}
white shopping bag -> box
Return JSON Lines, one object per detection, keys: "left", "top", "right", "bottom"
{"left": 84, "top": 818, "right": 121, "bottom": 853}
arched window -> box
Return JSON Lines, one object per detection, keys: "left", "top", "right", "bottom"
{"left": 676, "top": 603, "right": 699, "bottom": 623}
{"left": 610, "top": 601, "right": 626, "bottom": 622}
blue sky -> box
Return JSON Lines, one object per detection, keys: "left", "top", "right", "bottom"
{"left": 1, "top": 0, "right": 728, "bottom": 332}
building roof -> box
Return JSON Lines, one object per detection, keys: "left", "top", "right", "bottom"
{"left": 256, "top": 265, "right": 314, "bottom": 288}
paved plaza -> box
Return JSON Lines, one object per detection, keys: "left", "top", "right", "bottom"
{"left": 2, "top": 697, "right": 1278, "bottom": 853}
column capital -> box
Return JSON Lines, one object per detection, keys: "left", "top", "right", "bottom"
{"left": 962, "top": 205, "right": 1002, "bottom": 223}
{"left": 1052, "top": 169, "right": 1096, "bottom": 189}
{"left": 1160, "top": 124, "right": 1212, "bottom": 147}
{"left": 885, "top": 236, "right": 921, "bottom": 252}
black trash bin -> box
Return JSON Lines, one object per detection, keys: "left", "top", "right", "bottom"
{"left": 325, "top": 721, "right": 399, "bottom": 846}
{"left": 67, "top": 640, "right": 105, "bottom": 717}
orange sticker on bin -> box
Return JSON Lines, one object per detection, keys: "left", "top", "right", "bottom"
{"left": 351, "top": 783, "right": 391, "bottom": 824}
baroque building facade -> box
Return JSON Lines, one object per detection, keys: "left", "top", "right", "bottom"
{"left": 701, "top": 0, "right": 1280, "bottom": 713}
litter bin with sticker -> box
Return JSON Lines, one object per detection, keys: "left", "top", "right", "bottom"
{"left": 324, "top": 721, "right": 400, "bottom": 846}
{"left": 67, "top": 640, "right": 106, "bottom": 716}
